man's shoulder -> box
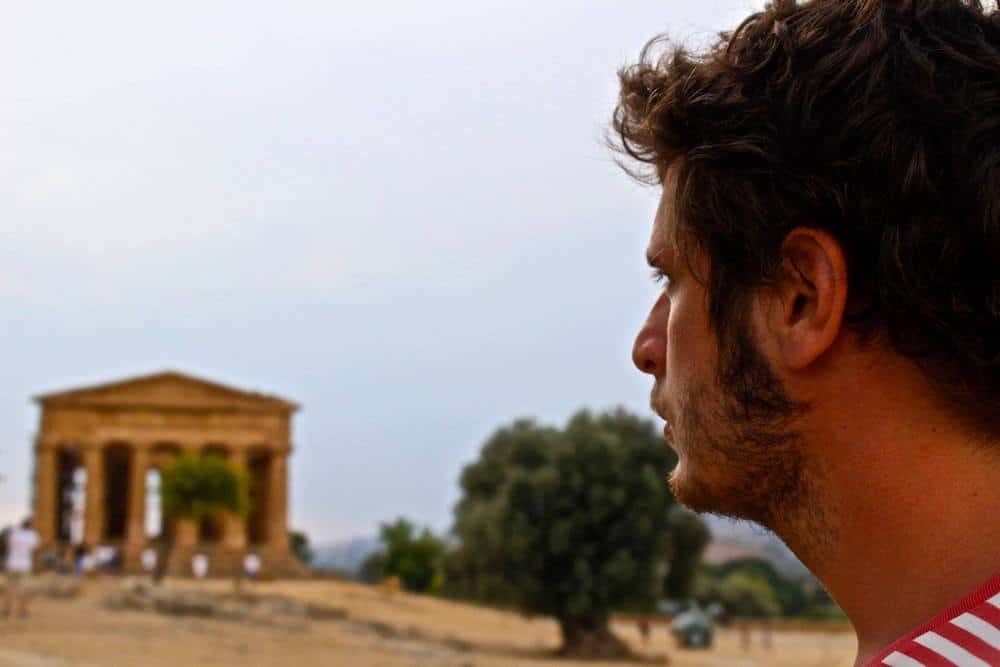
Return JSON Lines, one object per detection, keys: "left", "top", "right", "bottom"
{"left": 870, "top": 573, "right": 1000, "bottom": 666}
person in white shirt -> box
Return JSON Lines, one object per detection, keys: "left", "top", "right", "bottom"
{"left": 3, "top": 517, "right": 40, "bottom": 619}
{"left": 94, "top": 545, "right": 114, "bottom": 576}
{"left": 243, "top": 552, "right": 261, "bottom": 580}
{"left": 191, "top": 553, "right": 209, "bottom": 579}
{"left": 140, "top": 547, "right": 157, "bottom": 575}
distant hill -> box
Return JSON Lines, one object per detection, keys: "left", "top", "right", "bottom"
{"left": 311, "top": 536, "right": 380, "bottom": 574}
{"left": 311, "top": 518, "right": 810, "bottom": 582}
{"left": 702, "top": 516, "right": 810, "bottom": 581}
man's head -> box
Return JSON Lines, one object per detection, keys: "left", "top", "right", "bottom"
{"left": 21, "top": 517, "right": 32, "bottom": 530}
{"left": 622, "top": 0, "right": 1000, "bottom": 525}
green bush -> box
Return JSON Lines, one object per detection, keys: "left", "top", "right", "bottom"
{"left": 693, "top": 558, "right": 844, "bottom": 619}
{"left": 366, "top": 518, "right": 445, "bottom": 594}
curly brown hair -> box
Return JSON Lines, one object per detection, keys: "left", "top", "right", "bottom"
{"left": 613, "top": 0, "right": 1000, "bottom": 434}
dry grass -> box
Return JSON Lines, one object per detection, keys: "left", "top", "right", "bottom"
{"left": 0, "top": 576, "right": 856, "bottom": 666}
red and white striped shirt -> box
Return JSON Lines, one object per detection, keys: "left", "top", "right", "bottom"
{"left": 869, "top": 573, "right": 1000, "bottom": 666}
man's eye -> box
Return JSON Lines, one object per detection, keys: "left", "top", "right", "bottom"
{"left": 651, "top": 268, "right": 672, "bottom": 288}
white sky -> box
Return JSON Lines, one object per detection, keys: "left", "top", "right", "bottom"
{"left": 2, "top": 0, "right": 762, "bottom": 542}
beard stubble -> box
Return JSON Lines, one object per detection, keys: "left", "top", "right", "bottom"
{"left": 665, "top": 313, "right": 823, "bottom": 544}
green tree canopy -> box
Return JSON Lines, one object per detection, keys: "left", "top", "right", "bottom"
{"left": 714, "top": 570, "right": 782, "bottom": 618}
{"left": 358, "top": 550, "right": 388, "bottom": 585}
{"left": 160, "top": 454, "right": 248, "bottom": 521}
{"left": 369, "top": 518, "right": 446, "bottom": 594}
{"left": 693, "top": 558, "right": 844, "bottom": 619}
{"left": 664, "top": 505, "right": 711, "bottom": 600}
{"left": 448, "top": 408, "right": 687, "bottom": 659}
{"left": 715, "top": 558, "right": 805, "bottom": 617}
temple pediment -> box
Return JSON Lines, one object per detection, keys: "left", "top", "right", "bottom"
{"left": 34, "top": 371, "right": 298, "bottom": 413}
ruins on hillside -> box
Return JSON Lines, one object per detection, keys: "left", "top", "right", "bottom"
{"left": 31, "top": 371, "right": 302, "bottom": 577}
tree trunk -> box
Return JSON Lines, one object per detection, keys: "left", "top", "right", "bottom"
{"left": 233, "top": 547, "right": 245, "bottom": 596}
{"left": 557, "top": 617, "right": 633, "bottom": 660}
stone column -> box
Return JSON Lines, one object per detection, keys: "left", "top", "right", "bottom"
{"left": 223, "top": 448, "right": 247, "bottom": 550}
{"left": 267, "top": 449, "right": 289, "bottom": 553}
{"left": 33, "top": 441, "right": 58, "bottom": 544}
{"left": 83, "top": 444, "right": 105, "bottom": 547}
{"left": 125, "top": 445, "right": 149, "bottom": 553}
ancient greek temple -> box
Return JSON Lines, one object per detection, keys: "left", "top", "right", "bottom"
{"left": 31, "top": 371, "right": 302, "bottom": 577}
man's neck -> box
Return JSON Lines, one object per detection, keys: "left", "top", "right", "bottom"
{"left": 772, "top": 415, "right": 1000, "bottom": 667}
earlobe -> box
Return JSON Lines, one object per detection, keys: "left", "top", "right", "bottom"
{"left": 776, "top": 229, "right": 849, "bottom": 370}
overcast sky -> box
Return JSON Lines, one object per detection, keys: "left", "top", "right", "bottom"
{"left": 2, "top": 0, "right": 761, "bottom": 543}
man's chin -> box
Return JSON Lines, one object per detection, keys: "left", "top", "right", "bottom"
{"left": 668, "top": 461, "right": 707, "bottom": 511}
{"left": 668, "top": 460, "right": 737, "bottom": 517}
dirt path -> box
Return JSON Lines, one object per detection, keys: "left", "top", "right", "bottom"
{"left": 0, "top": 578, "right": 855, "bottom": 666}
{"left": 0, "top": 649, "right": 85, "bottom": 667}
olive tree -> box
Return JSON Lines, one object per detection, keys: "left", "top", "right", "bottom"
{"left": 449, "top": 408, "right": 688, "bottom": 659}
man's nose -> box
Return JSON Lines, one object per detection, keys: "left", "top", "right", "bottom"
{"left": 632, "top": 298, "right": 667, "bottom": 377}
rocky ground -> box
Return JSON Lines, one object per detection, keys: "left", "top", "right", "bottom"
{"left": 0, "top": 575, "right": 855, "bottom": 667}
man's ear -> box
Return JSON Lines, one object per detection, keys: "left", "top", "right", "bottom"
{"left": 767, "top": 228, "right": 849, "bottom": 370}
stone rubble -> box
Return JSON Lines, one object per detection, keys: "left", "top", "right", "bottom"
{"left": 103, "top": 580, "right": 347, "bottom": 629}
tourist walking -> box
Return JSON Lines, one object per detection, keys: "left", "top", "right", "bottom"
{"left": 3, "top": 517, "right": 40, "bottom": 619}
{"left": 191, "top": 552, "right": 209, "bottom": 579}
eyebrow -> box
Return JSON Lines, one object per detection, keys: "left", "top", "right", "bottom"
{"left": 646, "top": 248, "right": 666, "bottom": 268}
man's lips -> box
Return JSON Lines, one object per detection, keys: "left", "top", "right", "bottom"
{"left": 650, "top": 390, "right": 673, "bottom": 440}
